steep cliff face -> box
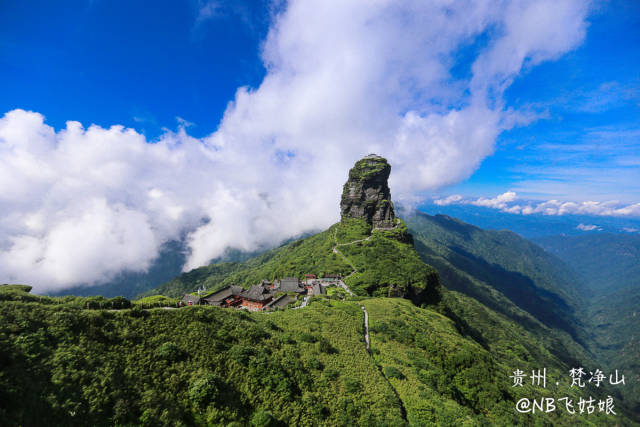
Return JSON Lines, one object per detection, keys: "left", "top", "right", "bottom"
{"left": 340, "top": 154, "right": 396, "bottom": 228}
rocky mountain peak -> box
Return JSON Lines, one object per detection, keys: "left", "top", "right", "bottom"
{"left": 340, "top": 154, "right": 396, "bottom": 228}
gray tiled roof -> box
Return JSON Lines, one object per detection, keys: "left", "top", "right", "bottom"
{"left": 241, "top": 285, "right": 273, "bottom": 302}
{"left": 265, "top": 294, "right": 294, "bottom": 309}
{"left": 279, "top": 277, "right": 302, "bottom": 292}
{"left": 203, "top": 286, "right": 234, "bottom": 302}
{"left": 181, "top": 294, "right": 201, "bottom": 304}
{"left": 202, "top": 285, "right": 248, "bottom": 304}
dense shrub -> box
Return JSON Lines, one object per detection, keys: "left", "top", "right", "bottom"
{"left": 383, "top": 366, "right": 405, "bottom": 380}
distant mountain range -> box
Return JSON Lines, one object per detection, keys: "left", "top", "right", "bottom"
{"left": 533, "top": 233, "right": 640, "bottom": 414}
{"left": 417, "top": 202, "right": 640, "bottom": 238}
{"left": 404, "top": 212, "right": 586, "bottom": 341}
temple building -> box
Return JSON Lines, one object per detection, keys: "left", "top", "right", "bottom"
{"left": 179, "top": 274, "right": 334, "bottom": 311}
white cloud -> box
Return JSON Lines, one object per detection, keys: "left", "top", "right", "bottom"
{"left": 576, "top": 223, "right": 601, "bottom": 231}
{"left": 434, "top": 194, "right": 463, "bottom": 206}
{"left": 431, "top": 192, "right": 640, "bottom": 218}
{"left": 0, "top": 0, "right": 591, "bottom": 291}
{"left": 472, "top": 191, "right": 518, "bottom": 209}
{"left": 623, "top": 227, "right": 639, "bottom": 233}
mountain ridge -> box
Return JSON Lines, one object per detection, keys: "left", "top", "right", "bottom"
{"left": 2, "top": 155, "right": 636, "bottom": 424}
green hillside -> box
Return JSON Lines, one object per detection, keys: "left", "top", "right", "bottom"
{"left": 534, "top": 233, "right": 640, "bottom": 296}
{"left": 404, "top": 212, "right": 586, "bottom": 341}
{"left": 3, "top": 150, "right": 636, "bottom": 424}
{"left": 141, "top": 209, "right": 638, "bottom": 422}
{"left": 1, "top": 284, "right": 632, "bottom": 425}
{"left": 148, "top": 218, "right": 440, "bottom": 305}
{"left": 403, "top": 214, "right": 640, "bottom": 418}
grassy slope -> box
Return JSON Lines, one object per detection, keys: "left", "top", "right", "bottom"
{"left": 148, "top": 218, "right": 439, "bottom": 304}
{"left": 147, "top": 225, "right": 353, "bottom": 299}
{"left": 145, "top": 213, "right": 639, "bottom": 419}
{"left": 587, "top": 284, "right": 640, "bottom": 414}
{"left": 364, "top": 298, "right": 620, "bottom": 426}
{"left": 0, "top": 289, "right": 405, "bottom": 426}
{"left": 5, "top": 212, "right": 637, "bottom": 424}
{"left": 2, "top": 284, "right": 634, "bottom": 425}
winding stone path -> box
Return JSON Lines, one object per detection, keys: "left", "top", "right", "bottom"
{"left": 361, "top": 305, "right": 370, "bottom": 351}
{"left": 333, "top": 225, "right": 408, "bottom": 422}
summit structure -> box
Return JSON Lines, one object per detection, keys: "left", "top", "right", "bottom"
{"left": 340, "top": 154, "right": 396, "bottom": 228}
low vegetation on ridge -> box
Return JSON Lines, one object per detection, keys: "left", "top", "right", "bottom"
{"left": 147, "top": 218, "right": 440, "bottom": 306}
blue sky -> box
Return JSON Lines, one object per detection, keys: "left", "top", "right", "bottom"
{"left": 448, "top": 1, "right": 640, "bottom": 202}
{"left": 1, "top": 1, "right": 638, "bottom": 201}
{"left": 1, "top": 0, "right": 639, "bottom": 289}
{"left": 0, "top": 0, "right": 272, "bottom": 138}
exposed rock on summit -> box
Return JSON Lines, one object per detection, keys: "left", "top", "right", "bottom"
{"left": 340, "top": 154, "right": 396, "bottom": 228}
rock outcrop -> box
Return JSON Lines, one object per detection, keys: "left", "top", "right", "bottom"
{"left": 340, "top": 154, "right": 396, "bottom": 228}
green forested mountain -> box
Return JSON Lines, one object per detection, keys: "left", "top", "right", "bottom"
{"left": 2, "top": 155, "right": 637, "bottom": 425}
{"left": 404, "top": 212, "right": 586, "bottom": 341}
{"left": 141, "top": 213, "right": 635, "bottom": 423}
{"left": 2, "top": 214, "right": 637, "bottom": 424}
{"left": 400, "top": 215, "right": 639, "bottom": 418}
{"left": 533, "top": 233, "right": 640, "bottom": 415}
{"left": 1, "top": 279, "right": 630, "bottom": 425}
{"left": 148, "top": 218, "right": 440, "bottom": 306}
{"left": 533, "top": 233, "right": 640, "bottom": 296}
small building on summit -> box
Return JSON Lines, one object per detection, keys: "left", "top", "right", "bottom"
{"left": 240, "top": 285, "right": 274, "bottom": 311}
{"left": 180, "top": 274, "right": 335, "bottom": 311}
{"left": 202, "top": 285, "right": 244, "bottom": 307}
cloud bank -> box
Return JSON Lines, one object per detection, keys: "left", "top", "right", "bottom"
{"left": 0, "top": 0, "right": 590, "bottom": 291}
{"left": 433, "top": 192, "right": 640, "bottom": 217}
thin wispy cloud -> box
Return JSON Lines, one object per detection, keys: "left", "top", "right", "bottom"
{"left": 192, "top": 0, "right": 259, "bottom": 36}
{"left": 194, "top": 1, "right": 222, "bottom": 27}
{"left": 505, "top": 123, "right": 640, "bottom": 202}
{"left": 573, "top": 80, "right": 639, "bottom": 113}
